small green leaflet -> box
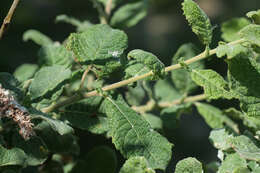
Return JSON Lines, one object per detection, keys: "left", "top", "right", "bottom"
{"left": 38, "top": 43, "right": 74, "bottom": 68}
{"left": 119, "top": 157, "right": 155, "bottom": 173}
{"left": 13, "top": 64, "right": 38, "bottom": 82}
{"left": 143, "top": 113, "right": 163, "bottom": 130}
{"left": 191, "top": 69, "right": 234, "bottom": 99}
{"left": 175, "top": 157, "right": 203, "bottom": 173}
{"left": 55, "top": 14, "right": 93, "bottom": 32}
{"left": 209, "top": 129, "right": 232, "bottom": 151}
{"left": 247, "top": 10, "right": 260, "bottom": 24}
{"left": 67, "top": 24, "right": 128, "bottom": 62}
{"left": 126, "top": 83, "right": 146, "bottom": 106}
{"left": 124, "top": 61, "right": 150, "bottom": 79}
{"left": 216, "top": 43, "right": 248, "bottom": 59}
{"left": 0, "top": 146, "right": 26, "bottom": 167}
{"left": 104, "top": 97, "right": 173, "bottom": 170}
{"left": 221, "top": 17, "right": 250, "bottom": 42}
{"left": 127, "top": 49, "right": 165, "bottom": 78}
{"left": 171, "top": 43, "right": 204, "bottom": 94}
{"left": 182, "top": 0, "right": 212, "bottom": 46}
{"left": 111, "top": 0, "right": 148, "bottom": 28}
{"left": 229, "top": 135, "right": 260, "bottom": 162}
{"left": 195, "top": 103, "right": 239, "bottom": 133}
{"left": 218, "top": 153, "right": 249, "bottom": 173}
{"left": 29, "top": 65, "right": 71, "bottom": 100}
{"left": 23, "top": 29, "right": 53, "bottom": 46}
{"left": 239, "top": 24, "right": 260, "bottom": 47}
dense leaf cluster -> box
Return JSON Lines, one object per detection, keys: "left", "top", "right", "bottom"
{"left": 1, "top": 0, "right": 260, "bottom": 172}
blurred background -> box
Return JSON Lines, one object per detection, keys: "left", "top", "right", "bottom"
{"left": 1, "top": 0, "right": 260, "bottom": 172}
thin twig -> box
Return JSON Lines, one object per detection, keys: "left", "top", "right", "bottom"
{"left": 0, "top": 0, "right": 20, "bottom": 39}
{"left": 132, "top": 99, "right": 156, "bottom": 114}
{"left": 105, "top": 0, "right": 113, "bottom": 16}
{"left": 41, "top": 39, "right": 245, "bottom": 113}
{"left": 79, "top": 65, "right": 92, "bottom": 90}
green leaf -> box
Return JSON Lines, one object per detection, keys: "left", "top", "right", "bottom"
{"left": 171, "top": 43, "right": 204, "bottom": 94}
{"left": 160, "top": 104, "right": 192, "bottom": 130}
{"left": 38, "top": 43, "right": 74, "bottom": 68}
{"left": 229, "top": 135, "right": 260, "bottom": 161}
{"left": 111, "top": 1, "right": 148, "bottom": 28}
{"left": 29, "top": 65, "right": 71, "bottom": 100}
{"left": 31, "top": 111, "right": 74, "bottom": 135}
{"left": 67, "top": 24, "right": 128, "bottom": 62}
{"left": 142, "top": 113, "right": 163, "bottom": 130}
{"left": 70, "top": 146, "right": 117, "bottom": 173}
{"left": 63, "top": 97, "right": 109, "bottom": 134}
{"left": 226, "top": 52, "right": 260, "bottom": 117}
{"left": 218, "top": 153, "right": 248, "bottom": 173}
{"left": 182, "top": 0, "right": 212, "bottom": 45}
{"left": 0, "top": 145, "right": 26, "bottom": 167}
{"left": 247, "top": 10, "right": 260, "bottom": 24}
{"left": 239, "top": 24, "right": 260, "bottom": 47}
{"left": 34, "top": 121, "right": 79, "bottom": 155}
{"left": 127, "top": 49, "right": 165, "bottom": 78}
{"left": 13, "top": 64, "right": 39, "bottom": 82}
{"left": 209, "top": 129, "right": 232, "bottom": 151}
{"left": 191, "top": 69, "right": 234, "bottom": 99}
{"left": 12, "top": 134, "right": 48, "bottom": 166}
{"left": 23, "top": 29, "right": 53, "bottom": 46}
{"left": 55, "top": 14, "right": 93, "bottom": 32}
{"left": 119, "top": 157, "right": 155, "bottom": 173}
{"left": 104, "top": 98, "right": 173, "bottom": 170}
{"left": 221, "top": 17, "right": 250, "bottom": 42}
{"left": 124, "top": 61, "right": 150, "bottom": 79}
{"left": 195, "top": 103, "right": 239, "bottom": 132}
{"left": 126, "top": 83, "right": 146, "bottom": 106}
{"left": 216, "top": 43, "right": 248, "bottom": 59}
{"left": 248, "top": 161, "right": 260, "bottom": 173}
{"left": 154, "top": 79, "right": 182, "bottom": 102}
{"left": 175, "top": 157, "right": 203, "bottom": 173}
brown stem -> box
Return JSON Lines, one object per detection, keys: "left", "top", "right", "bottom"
{"left": 0, "top": 0, "right": 20, "bottom": 39}
{"left": 79, "top": 65, "right": 92, "bottom": 90}
{"left": 105, "top": 0, "right": 113, "bottom": 16}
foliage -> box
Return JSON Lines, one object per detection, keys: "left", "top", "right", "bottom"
{"left": 1, "top": 0, "right": 260, "bottom": 172}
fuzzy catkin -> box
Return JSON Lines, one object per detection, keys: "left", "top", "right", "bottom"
{"left": 0, "top": 84, "right": 34, "bottom": 140}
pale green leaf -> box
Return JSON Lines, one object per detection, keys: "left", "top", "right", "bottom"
{"left": 239, "top": 24, "right": 260, "bottom": 47}
{"left": 247, "top": 10, "right": 260, "bottom": 24}
{"left": 119, "top": 157, "right": 155, "bottom": 173}
{"left": 175, "top": 157, "right": 203, "bottom": 173}
{"left": 154, "top": 79, "right": 182, "bottom": 102}
{"left": 124, "top": 61, "right": 150, "bottom": 79}
{"left": 29, "top": 65, "right": 71, "bottom": 100}
{"left": 229, "top": 135, "right": 260, "bottom": 161}
{"left": 182, "top": 0, "right": 212, "bottom": 45}
{"left": 13, "top": 64, "right": 38, "bottom": 82}
{"left": 67, "top": 24, "right": 128, "bottom": 62}
{"left": 248, "top": 161, "right": 260, "bottom": 173}
{"left": 209, "top": 129, "right": 232, "bottom": 151}
{"left": 0, "top": 146, "right": 26, "bottom": 167}
{"left": 195, "top": 103, "right": 239, "bottom": 132}
{"left": 143, "top": 113, "right": 163, "bottom": 130}
{"left": 55, "top": 14, "right": 93, "bottom": 32}
{"left": 12, "top": 134, "right": 48, "bottom": 166}
{"left": 171, "top": 43, "right": 204, "bottom": 94}
{"left": 104, "top": 98, "right": 173, "bottom": 170}
{"left": 221, "top": 17, "right": 250, "bottom": 42}
{"left": 38, "top": 43, "right": 74, "bottom": 68}
{"left": 191, "top": 69, "right": 234, "bottom": 99}
{"left": 218, "top": 153, "right": 248, "bottom": 173}
{"left": 111, "top": 1, "right": 148, "bottom": 28}
{"left": 23, "top": 29, "right": 53, "bottom": 46}
{"left": 127, "top": 49, "right": 165, "bottom": 77}
{"left": 126, "top": 83, "right": 146, "bottom": 106}
{"left": 216, "top": 44, "right": 248, "bottom": 59}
